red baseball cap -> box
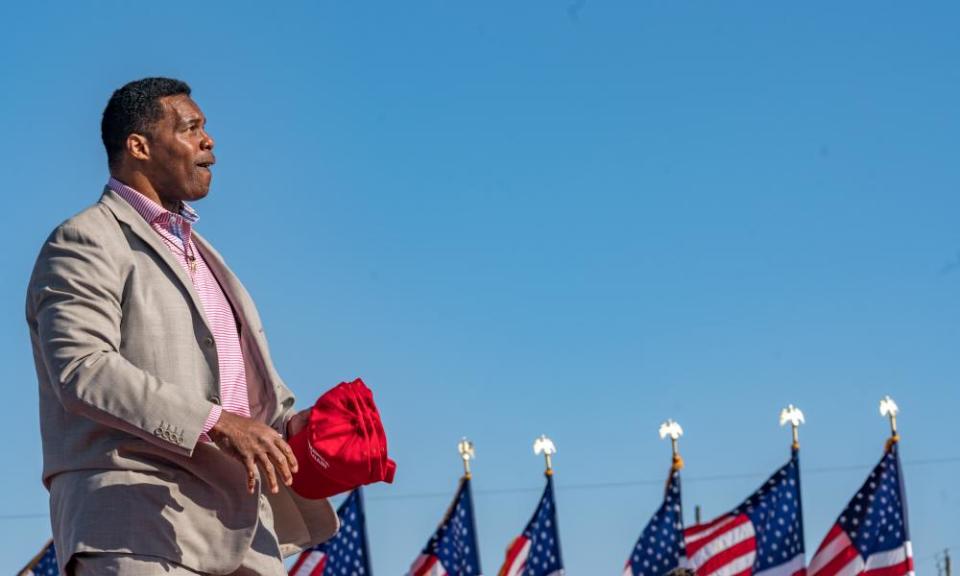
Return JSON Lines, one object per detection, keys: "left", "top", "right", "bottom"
{"left": 290, "top": 378, "right": 396, "bottom": 499}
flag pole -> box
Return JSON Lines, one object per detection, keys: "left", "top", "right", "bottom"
{"left": 533, "top": 434, "right": 557, "bottom": 476}
{"left": 779, "top": 404, "right": 804, "bottom": 451}
{"left": 458, "top": 437, "right": 475, "bottom": 479}
{"left": 659, "top": 419, "right": 684, "bottom": 472}
{"left": 880, "top": 395, "right": 900, "bottom": 452}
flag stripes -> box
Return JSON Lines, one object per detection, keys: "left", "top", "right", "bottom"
{"left": 19, "top": 434, "right": 918, "bottom": 576}
{"left": 288, "top": 488, "right": 371, "bottom": 576}
{"left": 289, "top": 551, "right": 328, "bottom": 576}
{"left": 407, "top": 477, "right": 483, "bottom": 576}
{"left": 807, "top": 444, "right": 913, "bottom": 576}
{"left": 683, "top": 450, "right": 805, "bottom": 576}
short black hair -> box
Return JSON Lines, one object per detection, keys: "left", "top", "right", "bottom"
{"left": 101, "top": 77, "right": 191, "bottom": 167}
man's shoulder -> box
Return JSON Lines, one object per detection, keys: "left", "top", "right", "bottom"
{"left": 30, "top": 193, "right": 123, "bottom": 280}
{"left": 44, "top": 192, "right": 120, "bottom": 245}
{"left": 26, "top": 193, "right": 122, "bottom": 317}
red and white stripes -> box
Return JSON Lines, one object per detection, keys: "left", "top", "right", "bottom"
{"left": 807, "top": 525, "right": 913, "bottom": 576}
{"left": 409, "top": 554, "right": 448, "bottom": 576}
{"left": 498, "top": 536, "right": 531, "bottom": 576}
{"left": 684, "top": 514, "right": 757, "bottom": 576}
{"left": 289, "top": 549, "right": 327, "bottom": 576}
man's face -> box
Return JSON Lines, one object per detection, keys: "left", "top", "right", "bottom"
{"left": 143, "top": 94, "right": 216, "bottom": 205}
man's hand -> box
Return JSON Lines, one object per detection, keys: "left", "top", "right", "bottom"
{"left": 209, "top": 411, "right": 299, "bottom": 495}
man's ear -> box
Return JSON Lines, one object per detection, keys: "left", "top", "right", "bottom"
{"left": 126, "top": 133, "right": 150, "bottom": 161}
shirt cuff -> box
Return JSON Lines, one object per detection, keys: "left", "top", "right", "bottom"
{"left": 199, "top": 404, "right": 223, "bottom": 444}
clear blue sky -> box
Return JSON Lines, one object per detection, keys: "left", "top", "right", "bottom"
{"left": 1, "top": 1, "right": 958, "bottom": 573}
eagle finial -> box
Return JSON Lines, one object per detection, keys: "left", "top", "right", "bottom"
{"left": 659, "top": 419, "right": 684, "bottom": 470}
{"left": 533, "top": 434, "right": 557, "bottom": 476}
{"left": 457, "top": 437, "right": 475, "bottom": 478}
{"left": 779, "top": 404, "right": 805, "bottom": 450}
{"left": 879, "top": 396, "right": 900, "bottom": 449}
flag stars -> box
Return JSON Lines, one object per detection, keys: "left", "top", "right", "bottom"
{"left": 628, "top": 472, "right": 684, "bottom": 576}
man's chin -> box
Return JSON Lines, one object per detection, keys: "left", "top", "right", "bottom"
{"left": 188, "top": 183, "right": 211, "bottom": 202}
{"left": 189, "top": 170, "right": 212, "bottom": 201}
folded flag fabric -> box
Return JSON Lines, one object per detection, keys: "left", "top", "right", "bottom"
{"left": 623, "top": 468, "right": 686, "bottom": 576}
{"left": 408, "top": 476, "right": 483, "bottom": 576}
{"left": 289, "top": 488, "right": 372, "bottom": 576}
{"left": 807, "top": 443, "right": 913, "bottom": 576}
{"left": 498, "top": 474, "right": 565, "bottom": 576}
{"left": 18, "top": 540, "right": 58, "bottom": 576}
{"left": 291, "top": 378, "right": 397, "bottom": 499}
{"left": 684, "top": 449, "right": 806, "bottom": 576}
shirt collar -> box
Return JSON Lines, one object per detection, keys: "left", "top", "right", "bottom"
{"left": 107, "top": 176, "right": 200, "bottom": 226}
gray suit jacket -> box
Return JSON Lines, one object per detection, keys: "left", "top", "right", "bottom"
{"left": 26, "top": 189, "right": 338, "bottom": 574}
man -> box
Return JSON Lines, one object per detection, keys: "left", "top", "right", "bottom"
{"left": 26, "top": 78, "right": 338, "bottom": 575}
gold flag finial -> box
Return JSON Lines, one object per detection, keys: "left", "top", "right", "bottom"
{"left": 457, "top": 437, "right": 475, "bottom": 479}
{"left": 779, "top": 404, "right": 805, "bottom": 450}
{"left": 880, "top": 396, "right": 900, "bottom": 451}
{"left": 658, "top": 419, "right": 684, "bottom": 471}
{"left": 533, "top": 434, "right": 557, "bottom": 476}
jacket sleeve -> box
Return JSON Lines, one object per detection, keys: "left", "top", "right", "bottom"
{"left": 273, "top": 385, "right": 298, "bottom": 439}
{"left": 264, "top": 343, "right": 297, "bottom": 438}
{"left": 28, "top": 223, "right": 217, "bottom": 456}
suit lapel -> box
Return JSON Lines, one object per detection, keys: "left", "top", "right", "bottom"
{"left": 192, "top": 232, "right": 254, "bottom": 331}
{"left": 99, "top": 189, "right": 212, "bottom": 334}
{"left": 102, "top": 188, "right": 279, "bottom": 421}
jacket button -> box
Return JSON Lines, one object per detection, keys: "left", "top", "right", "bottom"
{"left": 204, "top": 336, "right": 215, "bottom": 347}
{"left": 210, "top": 396, "right": 221, "bottom": 405}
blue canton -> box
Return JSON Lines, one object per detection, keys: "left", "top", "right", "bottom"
{"left": 628, "top": 470, "right": 685, "bottom": 576}
{"left": 520, "top": 475, "right": 565, "bottom": 576}
{"left": 836, "top": 444, "right": 909, "bottom": 558}
{"left": 313, "top": 489, "right": 372, "bottom": 576}
{"left": 734, "top": 449, "right": 806, "bottom": 571}
{"left": 26, "top": 541, "right": 59, "bottom": 575}
{"left": 422, "top": 477, "right": 483, "bottom": 576}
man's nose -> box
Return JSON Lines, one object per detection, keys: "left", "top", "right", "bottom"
{"left": 201, "top": 130, "right": 215, "bottom": 150}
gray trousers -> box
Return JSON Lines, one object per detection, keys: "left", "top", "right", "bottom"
{"left": 69, "top": 551, "right": 285, "bottom": 576}
{"left": 68, "top": 495, "right": 286, "bottom": 576}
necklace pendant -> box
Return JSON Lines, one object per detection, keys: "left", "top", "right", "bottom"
{"left": 189, "top": 258, "right": 197, "bottom": 273}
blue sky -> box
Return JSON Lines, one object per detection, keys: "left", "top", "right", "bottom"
{"left": 2, "top": 1, "right": 958, "bottom": 573}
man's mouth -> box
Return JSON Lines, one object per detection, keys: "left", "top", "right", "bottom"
{"left": 196, "top": 158, "right": 216, "bottom": 171}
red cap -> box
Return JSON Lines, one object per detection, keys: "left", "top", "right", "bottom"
{"left": 290, "top": 378, "right": 397, "bottom": 499}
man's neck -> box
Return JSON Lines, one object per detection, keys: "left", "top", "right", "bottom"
{"left": 109, "top": 170, "right": 179, "bottom": 212}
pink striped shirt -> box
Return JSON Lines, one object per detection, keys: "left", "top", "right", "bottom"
{"left": 109, "top": 177, "right": 250, "bottom": 442}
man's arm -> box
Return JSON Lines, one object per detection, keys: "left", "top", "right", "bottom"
{"left": 29, "top": 223, "right": 216, "bottom": 455}
{"left": 31, "top": 223, "right": 300, "bottom": 492}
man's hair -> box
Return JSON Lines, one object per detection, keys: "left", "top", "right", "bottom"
{"left": 101, "top": 77, "right": 192, "bottom": 167}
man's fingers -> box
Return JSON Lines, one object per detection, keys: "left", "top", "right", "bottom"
{"left": 211, "top": 413, "right": 300, "bottom": 493}
{"left": 243, "top": 455, "right": 257, "bottom": 495}
{"left": 264, "top": 439, "right": 293, "bottom": 487}
{"left": 256, "top": 450, "right": 280, "bottom": 494}
{"left": 274, "top": 436, "right": 298, "bottom": 475}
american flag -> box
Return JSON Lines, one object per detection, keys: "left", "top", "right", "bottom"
{"left": 497, "top": 474, "right": 565, "bottom": 576}
{"left": 623, "top": 469, "right": 686, "bottom": 576}
{"left": 684, "top": 449, "right": 806, "bottom": 576}
{"left": 289, "top": 489, "right": 373, "bottom": 576}
{"left": 408, "top": 477, "right": 483, "bottom": 576}
{"left": 18, "top": 540, "right": 59, "bottom": 576}
{"left": 807, "top": 443, "right": 913, "bottom": 576}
